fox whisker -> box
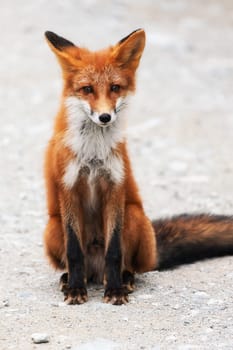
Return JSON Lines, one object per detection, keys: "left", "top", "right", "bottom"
{"left": 115, "top": 101, "right": 128, "bottom": 114}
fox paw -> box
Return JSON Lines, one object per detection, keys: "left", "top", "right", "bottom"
{"left": 59, "top": 273, "right": 88, "bottom": 305}
{"left": 104, "top": 287, "right": 129, "bottom": 305}
{"left": 63, "top": 287, "right": 88, "bottom": 305}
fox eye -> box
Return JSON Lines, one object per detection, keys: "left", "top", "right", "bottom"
{"left": 82, "top": 86, "right": 94, "bottom": 94}
{"left": 110, "top": 84, "right": 121, "bottom": 93}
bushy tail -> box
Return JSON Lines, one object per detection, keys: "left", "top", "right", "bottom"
{"left": 152, "top": 214, "right": 233, "bottom": 270}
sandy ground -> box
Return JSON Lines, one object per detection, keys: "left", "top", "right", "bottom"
{"left": 0, "top": 0, "right": 233, "bottom": 349}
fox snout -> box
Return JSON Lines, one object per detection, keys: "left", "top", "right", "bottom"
{"left": 85, "top": 97, "right": 126, "bottom": 127}
{"left": 91, "top": 109, "right": 117, "bottom": 127}
{"left": 65, "top": 96, "right": 125, "bottom": 129}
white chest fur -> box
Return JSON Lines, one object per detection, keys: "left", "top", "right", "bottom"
{"left": 63, "top": 97, "right": 125, "bottom": 189}
{"left": 63, "top": 153, "right": 124, "bottom": 189}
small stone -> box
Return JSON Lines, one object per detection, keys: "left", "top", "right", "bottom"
{"left": 190, "top": 309, "right": 200, "bottom": 317}
{"left": 31, "top": 333, "right": 50, "bottom": 344}
{"left": 193, "top": 291, "right": 209, "bottom": 299}
{"left": 1, "top": 299, "right": 9, "bottom": 307}
{"left": 135, "top": 324, "right": 143, "bottom": 330}
{"left": 169, "top": 161, "right": 188, "bottom": 173}
{"left": 151, "top": 302, "right": 159, "bottom": 307}
{"left": 207, "top": 298, "right": 222, "bottom": 305}
{"left": 19, "top": 192, "right": 27, "bottom": 200}
{"left": 167, "top": 335, "right": 177, "bottom": 341}
{"left": 205, "top": 327, "right": 214, "bottom": 333}
{"left": 58, "top": 302, "right": 66, "bottom": 307}
{"left": 51, "top": 302, "right": 59, "bottom": 307}
{"left": 137, "top": 294, "right": 153, "bottom": 300}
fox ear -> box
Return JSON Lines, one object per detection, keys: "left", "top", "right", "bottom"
{"left": 45, "top": 31, "right": 80, "bottom": 69}
{"left": 113, "top": 29, "right": 146, "bottom": 70}
{"left": 45, "top": 31, "right": 75, "bottom": 52}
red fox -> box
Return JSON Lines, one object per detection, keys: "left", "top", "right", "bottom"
{"left": 44, "top": 29, "right": 233, "bottom": 305}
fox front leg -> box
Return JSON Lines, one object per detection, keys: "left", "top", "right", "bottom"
{"left": 104, "top": 220, "right": 128, "bottom": 305}
{"left": 60, "top": 224, "right": 87, "bottom": 305}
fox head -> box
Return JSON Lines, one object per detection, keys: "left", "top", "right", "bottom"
{"left": 45, "top": 29, "right": 145, "bottom": 127}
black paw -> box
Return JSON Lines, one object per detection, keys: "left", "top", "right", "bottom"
{"left": 104, "top": 287, "right": 129, "bottom": 305}
{"left": 63, "top": 287, "right": 88, "bottom": 305}
{"left": 59, "top": 273, "right": 88, "bottom": 305}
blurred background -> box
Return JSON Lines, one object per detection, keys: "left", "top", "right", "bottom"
{"left": 1, "top": 1, "right": 233, "bottom": 348}
{"left": 1, "top": 0, "right": 233, "bottom": 231}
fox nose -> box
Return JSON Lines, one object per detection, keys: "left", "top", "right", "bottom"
{"left": 99, "top": 113, "right": 111, "bottom": 124}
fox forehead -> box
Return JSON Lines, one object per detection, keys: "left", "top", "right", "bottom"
{"left": 72, "top": 64, "right": 128, "bottom": 87}
{"left": 67, "top": 46, "right": 115, "bottom": 72}
{"left": 63, "top": 47, "right": 129, "bottom": 88}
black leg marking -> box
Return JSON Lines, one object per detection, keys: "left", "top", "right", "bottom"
{"left": 105, "top": 221, "right": 122, "bottom": 289}
{"left": 63, "top": 224, "right": 87, "bottom": 305}
{"left": 104, "top": 221, "right": 128, "bottom": 305}
{"left": 59, "top": 272, "right": 68, "bottom": 292}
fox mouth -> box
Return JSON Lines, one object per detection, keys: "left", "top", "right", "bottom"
{"left": 99, "top": 123, "right": 112, "bottom": 128}
{"left": 96, "top": 119, "right": 116, "bottom": 128}
{"left": 79, "top": 117, "right": 114, "bottom": 136}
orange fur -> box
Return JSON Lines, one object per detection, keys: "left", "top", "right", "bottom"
{"left": 44, "top": 29, "right": 156, "bottom": 304}
{"left": 43, "top": 30, "right": 233, "bottom": 305}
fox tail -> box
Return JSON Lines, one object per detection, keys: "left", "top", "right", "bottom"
{"left": 152, "top": 214, "right": 233, "bottom": 270}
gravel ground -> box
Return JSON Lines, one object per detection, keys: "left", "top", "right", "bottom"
{"left": 1, "top": 1, "right": 233, "bottom": 349}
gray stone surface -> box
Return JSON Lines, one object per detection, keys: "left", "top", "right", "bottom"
{"left": 0, "top": 1, "right": 233, "bottom": 349}
{"left": 31, "top": 333, "right": 50, "bottom": 344}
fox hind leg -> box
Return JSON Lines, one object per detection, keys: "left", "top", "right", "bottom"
{"left": 123, "top": 204, "right": 157, "bottom": 274}
{"left": 122, "top": 270, "right": 135, "bottom": 293}
{"left": 59, "top": 272, "right": 68, "bottom": 292}
{"left": 44, "top": 215, "right": 66, "bottom": 269}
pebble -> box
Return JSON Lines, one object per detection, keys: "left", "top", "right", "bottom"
{"left": 205, "top": 327, "right": 214, "bottom": 333}
{"left": 190, "top": 310, "right": 200, "bottom": 317}
{"left": 178, "top": 345, "right": 198, "bottom": 350}
{"left": 207, "top": 298, "right": 222, "bottom": 305}
{"left": 31, "top": 333, "right": 50, "bottom": 344}
{"left": 58, "top": 302, "right": 67, "bottom": 307}
{"left": 193, "top": 291, "right": 209, "bottom": 299}
{"left": 51, "top": 302, "right": 59, "bottom": 307}
{"left": 169, "top": 161, "right": 188, "bottom": 173}
{"left": 137, "top": 294, "right": 153, "bottom": 300}
{"left": 0, "top": 299, "right": 9, "bottom": 308}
